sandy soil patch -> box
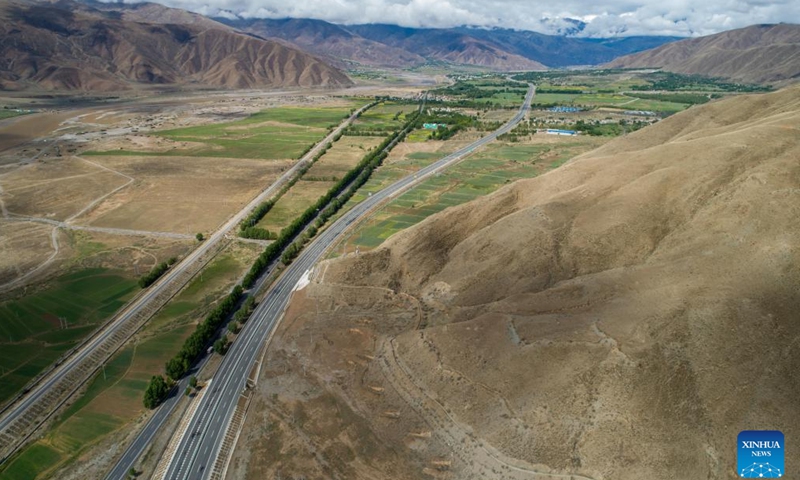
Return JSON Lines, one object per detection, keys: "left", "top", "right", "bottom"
{"left": 91, "top": 134, "right": 213, "bottom": 154}
{"left": 1, "top": 156, "right": 129, "bottom": 220}
{"left": 0, "top": 221, "right": 57, "bottom": 285}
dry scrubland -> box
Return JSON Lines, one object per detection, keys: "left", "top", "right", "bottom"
{"left": 77, "top": 155, "right": 288, "bottom": 233}
{"left": 232, "top": 86, "right": 800, "bottom": 479}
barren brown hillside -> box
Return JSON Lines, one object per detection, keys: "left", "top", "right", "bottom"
{"left": 231, "top": 87, "right": 800, "bottom": 479}
{"left": 607, "top": 24, "right": 800, "bottom": 84}
{"left": 0, "top": 0, "right": 352, "bottom": 91}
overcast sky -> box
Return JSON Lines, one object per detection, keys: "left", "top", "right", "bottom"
{"left": 142, "top": 0, "right": 799, "bottom": 37}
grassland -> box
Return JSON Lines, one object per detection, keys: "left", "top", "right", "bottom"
{"left": 86, "top": 104, "right": 357, "bottom": 160}
{"left": 0, "top": 110, "right": 29, "bottom": 121}
{"left": 533, "top": 92, "right": 687, "bottom": 113}
{"left": 77, "top": 155, "right": 287, "bottom": 233}
{"left": 347, "top": 102, "right": 417, "bottom": 135}
{"left": 432, "top": 80, "right": 529, "bottom": 108}
{"left": 0, "top": 242, "right": 260, "bottom": 480}
{"left": 253, "top": 133, "right": 387, "bottom": 235}
{"left": 0, "top": 269, "right": 138, "bottom": 405}
{"left": 304, "top": 137, "right": 383, "bottom": 181}
{"left": 256, "top": 181, "right": 335, "bottom": 234}
{"left": 444, "top": 71, "right": 758, "bottom": 114}
{"left": 335, "top": 134, "right": 607, "bottom": 253}
{"left": 0, "top": 156, "right": 131, "bottom": 221}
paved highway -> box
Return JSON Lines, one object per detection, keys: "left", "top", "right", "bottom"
{"left": 0, "top": 103, "right": 372, "bottom": 464}
{"left": 158, "top": 84, "right": 535, "bottom": 480}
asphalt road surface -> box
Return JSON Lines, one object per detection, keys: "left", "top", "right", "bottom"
{"left": 156, "top": 84, "right": 534, "bottom": 480}
{"left": 0, "top": 102, "right": 371, "bottom": 465}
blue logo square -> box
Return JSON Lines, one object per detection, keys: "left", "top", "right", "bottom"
{"left": 738, "top": 430, "right": 784, "bottom": 478}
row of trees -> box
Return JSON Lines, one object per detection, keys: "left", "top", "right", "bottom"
{"left": 240, "top": 227, "right": 277, "bottom": 240}
{"left": 630, "top": 72, "right": 771, "bottom": 93}
{"left": 241, "top": 110, "right": 420, "bottom": 289}
{"left": 627, "top": 92, "right": 716, "bottom": 105}
{"left": 141, "top": 102, "right": 392, "bottom": 409}
{"left": 216, "top": 296, "right": 257, "bottom": 355}
{"left": 144, "top": 102, "right": 410, "bottom": 408}
{"left": 239, "top": 142, "right": 334, "bottom": 239}
{"left": 240, "top": 199, "right": 275, "bottom": 231}
{"left": 164, "top": 285, "right": 244, "bottom": 381}
{"left": 143, "top": 294, "right": 259, "bottom": 408}
{"left": 138, "top": 257, "right": 177, "bottom": 288}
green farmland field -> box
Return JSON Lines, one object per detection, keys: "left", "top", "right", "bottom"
{"left": 348, "top": 102, "right": 414, "bottom": 133}
{"left": 0, "top": 244, "right": 259, "bottom": 480}
{"left": 86, "top": 104, "right": 358, "bottom": 160}
{"left": 0, "top": 269, "right": 137, "bottom": 405}
{"left": 335, "top": 135, "right": 607, "bottom": 254}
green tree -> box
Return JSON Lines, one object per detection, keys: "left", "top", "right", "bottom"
{"left": 165, "top": 356, "right": 188, "bottom": 381}
{"left": 214, "top": 336, "right": 230, "bottom": 355}
{"left": 189, "top": 375, "right": 198, "bottom": 389}
{"left": 196, "top": 232, "right": 205, "bottom": 241}
{"left": 143, "top": 375, "right": 169, "bottom": 409}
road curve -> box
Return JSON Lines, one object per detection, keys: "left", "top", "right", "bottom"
{"left": 159, "top": 84, "right": 535, "bottom": 480}
{"left": 0, "top": 102, "right": 373, "bottom": 464}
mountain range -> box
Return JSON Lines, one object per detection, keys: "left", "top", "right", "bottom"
{"left": 608, "top": 23, "right": 800, "bottom": 84}
{"left": 1, "top": 0, "right": 797, "bottom": 91}
{"left": 0, "top": 0, "right": 352, "bottom": 91}
{"left": 222, "top": 18, "right": 681, "bottom": 70}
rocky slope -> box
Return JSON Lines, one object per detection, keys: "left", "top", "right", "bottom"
{"left": 607, "top": 24, "right": 800, "bottom": 84}
{"left": 0, "top": 0, "right": 352, "bottom": 91}
{"left": 232, "top": 86, "right": 800, "bottom": 479}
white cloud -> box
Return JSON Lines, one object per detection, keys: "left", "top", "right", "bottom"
{"left": 116, "top": 0, "right": 800, "bottom": 37}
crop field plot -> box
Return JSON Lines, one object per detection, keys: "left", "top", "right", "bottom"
{"left": 532, "top": 92, "right": 580, "bottom": 104}
{"left": 0, "top": 268, "right": 137, "bottom": 405}
{"left": 75, "top": 155, "right": 289, "bottom": 233}
{"left": 0, "top": 241, "right": 260, "bottom": 480}
{"left": 336, "top": 134, "right": 609, "bottom": 254}
{"left": 480, "top": 90, "right": 528, "bottom": 107}
{"left": 303, "top": 137, "right": 383, "bottom": 181}
{"left": 0, "top": 230, "right": 189, "bottom": 404}
{"left": 478, "top": 108, "right": 517, "bottom": 123}
{"left": 340, "top": 131, "right": 477, "bottom": 210}
{"left": 616, "top": 98, "right": 688, "bottom": 113}
{"left": 86, "top": 104, "right": 357, "bottom": 160}
{"left": 349, "top": 102, "right": 414, "bottom": 133}
{"left": 405, "top": 129, "right": 431, "bottom": 143}
{"left": 257, "top": 180, "right": 334, "bottom": 234}
{"left": 145, "top": 242, "right": 260, "bottom": 334}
